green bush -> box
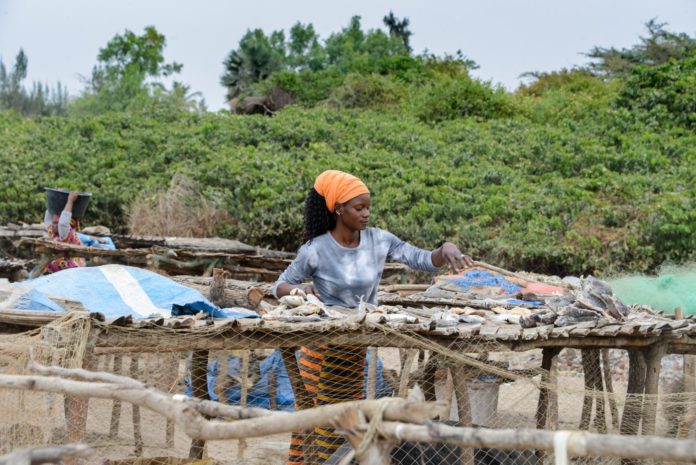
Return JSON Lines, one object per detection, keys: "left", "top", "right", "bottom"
{"left": 409, "top": 74, "right": 513, "bottom": 123}
{"left": 328, "top": 73, "right": 406, "bottom": 109}
{"left": 2, "top": 100, "right": 694, "bottom": 277}
{"left": 614, "top": 52, "right": 696, "bottom": 130}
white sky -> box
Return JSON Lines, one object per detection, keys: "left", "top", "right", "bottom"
{"left": 0, "top": 0, "right": 694, "bottom": 110}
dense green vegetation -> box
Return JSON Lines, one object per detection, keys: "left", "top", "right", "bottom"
{"left": 1, "top": 18, "right": 694, "bottom": 276}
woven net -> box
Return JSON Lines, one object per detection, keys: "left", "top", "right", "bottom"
{"left": 1, "top": 306, "right": 695, "bottom": 465}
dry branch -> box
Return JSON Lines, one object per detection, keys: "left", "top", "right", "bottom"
{"left": 0, "top": 364, "right": 444, "bottom": 441}
{"left": 378, "top": 422, "right": 696, "bottom": 462}
{"left": 0, "top": 444, "right": 92, "bottom": 465}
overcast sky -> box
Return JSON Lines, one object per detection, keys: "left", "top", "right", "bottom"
{"left": 1, "top": 0, "right": 694, "bottom": 111}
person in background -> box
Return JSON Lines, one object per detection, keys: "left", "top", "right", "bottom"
{"left": 43, "top": 191, "right": 86, "bottom": 273}
{"left": 276, "top": 169, "right": 473, "bottom": 464}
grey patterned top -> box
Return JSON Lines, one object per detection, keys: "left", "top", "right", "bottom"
{"left": 273, "top": 228, "right": 439, "bottom": 308}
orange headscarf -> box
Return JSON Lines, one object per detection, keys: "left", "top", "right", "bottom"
{"left": 314, "top": 170, "right": 370, "bottom": 212}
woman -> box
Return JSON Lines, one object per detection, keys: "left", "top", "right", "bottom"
{"left": 43, "top": 191, "right": 86, "bottom": 273}
{"left": 275, "top": 170, "right": 472, "bottom": 464}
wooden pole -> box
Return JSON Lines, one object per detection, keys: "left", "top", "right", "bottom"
{"left": 641, "top": 344, "right": 667, "bottom": 437}
{"left": 0, "top": 444, "right": 93, "bottom": 465}
{"left": 377, "top": 422, "right": 696, "bottom": 463}
{"left": 450, "top": 364, "right": 474, "bottom": 465}
{"left": 621, "top": 349, "right": 647, "bottom": 465}
{"left": 129, "top": 356, "right": 143, "bottom": 457}
{"left": 535, "top": 347, "right": 560, "bottom": 462}
{"left": 109, "top": 355, "right": 123, "bottom": 438}
{"left": 421, "top": 354, "right": 439, "bottom": 402}
{"left": 237, "top": 350, "right": 250, "bottom": 460}
{"left": 398, "top": 350, "right": 417, "bottom": 397}
{"left": 333, "top": 407, "right": 391, "bottom": 465}
{"left": 366, "top": 347, "right": 377, "bottom": 400}
{"left": 188, "top": 350, "right": 209, "bottom": 459}
{"left": 677, "top": 354, "right": 696, "bottom": 439}
{"left": 548, "top": 354, "right": 559, "bottom": 430}
{"left": 602, "top": 349, "right": 620, "bottom": 431}
{"left": 579, "top": 349, "right": 596, "bottom": 430}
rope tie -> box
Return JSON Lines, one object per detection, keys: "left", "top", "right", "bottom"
{"left": 355, "top": 400, "right": 390, "bottom": 458}
{"left": 553, "top": 430, "right": 572, "bottom": 465}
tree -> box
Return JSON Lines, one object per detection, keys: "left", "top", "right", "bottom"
{"left": 0, "top": 49, "right": 68, "bottom": 116}
{"left": 221, "top": 29, "right": 286, "bottom": 100}
{"left": 586, "top": 19, "right": 696, "bottom": 78}
{"left": 72, "top": 26, "right": 201, "bottom": 114}
{"left": 287, "top": 22, "right": 326, "bottom": 71}
{"left": 383, "top": 11, "right": 413, "bottom": 53}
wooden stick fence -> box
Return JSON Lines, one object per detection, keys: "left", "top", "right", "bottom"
{"left": 3, "top": 364, "right": 696, "bottom": 464}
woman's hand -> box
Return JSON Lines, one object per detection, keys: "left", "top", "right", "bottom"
{"left": 297, "top": 283, "right": 320, "bottom": 297}
{"left": 433, "top": 242, "right": 474, "bottom": 272}
{"left": 64, "top": 192, "right": 78, "bottom": 213}
{"left": 276, "top": 282, "right": 320, "bottom": 298}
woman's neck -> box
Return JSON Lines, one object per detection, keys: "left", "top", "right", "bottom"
{"left": 330, "top": 223, "right": 360, "bottom": 248}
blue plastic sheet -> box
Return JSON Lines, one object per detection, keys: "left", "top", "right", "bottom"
{"left": 441, "top": 270, "right": 523, "bottom": 295}
{"left": 17, "top": 264, "right": 259, "bottom": 319}
{"left": 76, "top": 232, "right": 116, "bottom": 250}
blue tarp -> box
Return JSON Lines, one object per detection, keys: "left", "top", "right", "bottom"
{"left": 437, "top": 270, "right": 543, "bottom": 306}
{"left": 76, "top": 232, "right": 116, "bottom": 250}
{"left": 17, "top": 264, "right": 259, "bottom": 319}
{"left": 188, "top": 348, "right": 393, "bottom": 411}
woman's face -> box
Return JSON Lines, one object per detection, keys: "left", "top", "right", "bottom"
{"left": 337, "top": 193, "right": 371, "bottom": 231}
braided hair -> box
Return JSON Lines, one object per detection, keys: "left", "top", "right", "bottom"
{"left": 303, "top": 188, "right": 336, "bottom": 243}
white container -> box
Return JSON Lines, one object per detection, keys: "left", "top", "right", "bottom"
{"left": 435, "top": 378, "right": 500, "bottom": 426}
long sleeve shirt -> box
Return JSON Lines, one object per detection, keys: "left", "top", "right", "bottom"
{"left": 273, "top": 227, "right": 439, "bottom": 308}
{"left": 44, "top": 210, "right": 73, "bottom": 240}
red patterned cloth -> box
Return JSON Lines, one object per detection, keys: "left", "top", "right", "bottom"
{"left": 45, "top": 217, "right": 86, "bottom": 273}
